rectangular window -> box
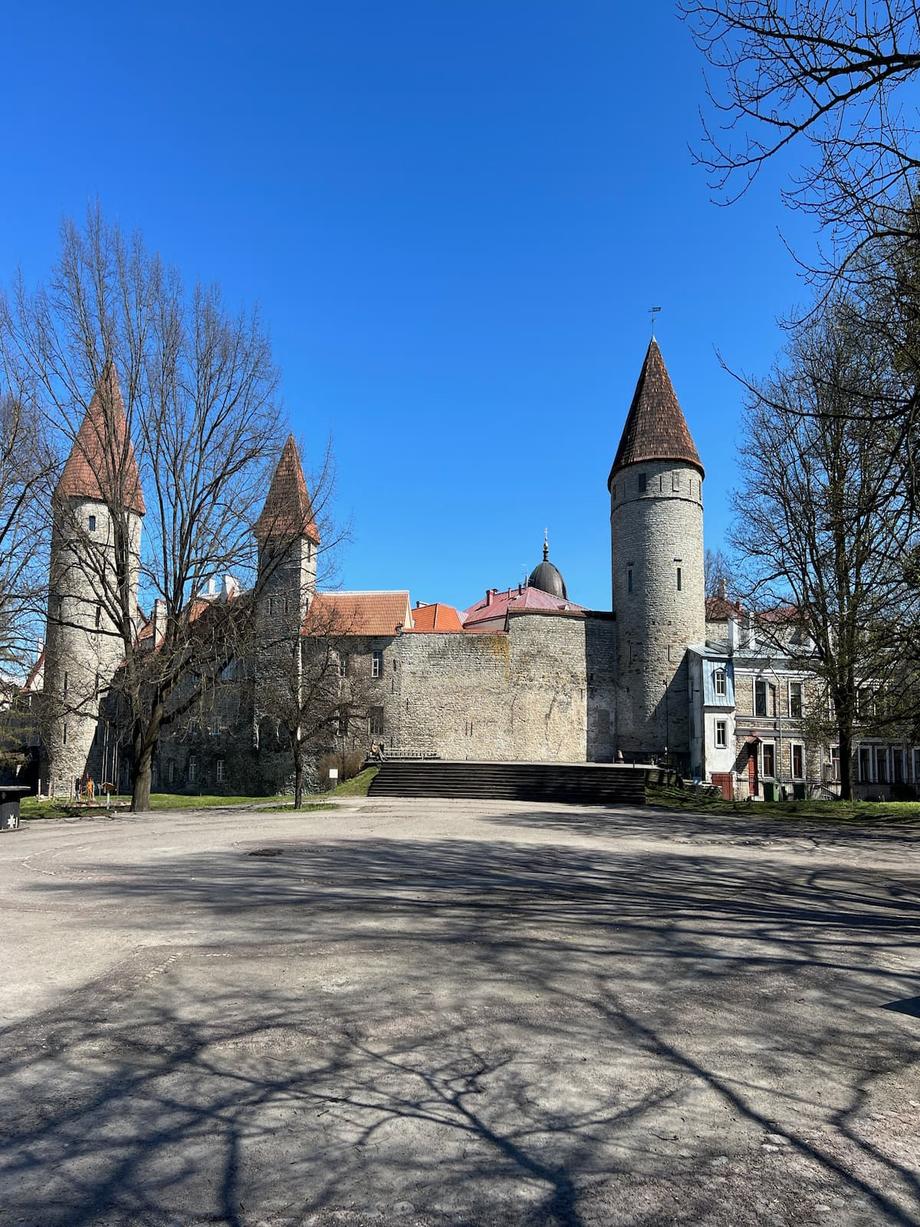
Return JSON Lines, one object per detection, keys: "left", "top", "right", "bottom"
{"left": 168, "top": 761, "right": 175, "bottom": 786}
{"left": 638, "top": 472, "right": 647, "bottom": 493}
{"left": 761, "top": 742, "right": 775, "bottom": 777}
{"left": 714, "top": 668, "right": 726, "bottom": 697}
{"left": 914, "top": 749, "right": 920, "bottom": 783}
{"left": 188, "top": 755, "right": 198, "bottom": 785}
{"left": 371, "top": 649, "right": 383, "bottom": 679}
{"left": 338, "top": 655, "right": 347, "bottom": 678}
{"left": 671, "top": 472, "right": 680, "bottom": 492}
{"left": 893, "top": 749, "right": 904, "bottom": 784}
{"left": 88, "top": 514, "right": 97, "bottom": 532}
{"left": 62, "top": 723, "right": 68, "bottom": 745}
{"left": 63, "top": 671, "right": 69, "bottom": 693}
{"left": 627, "top": 565, "right": 633, "bottom": 594}
{"left": 715, "top": 720, "right": 727, "bottom": 748}
{"left": 792, "top": 743, "right": 804, "bottom": 779}
{"left": 789, "top": 681, "right": 803, "bottom": 718}
{"left": 830, "top": 745, "right": 840, "bottom": 781}
{"left": 875, "top": 747, "right": 888, "bottom": 783}
{"left": 858, "top": 746, "right": 871, "bottom": 783}
{"left": 338, "top": 710, "right": 349, "bottom": 736}
{"left": 676, "top": 566, "right": 682, "bottom": 592}
{"left": 216, "top": 758, "right": 225, "bottom": 783}
{"left": 755, "top": 678, "right": 767, "bottom": 717}
{"left": 368, "top": 705, "right": 384, "bottom": 736}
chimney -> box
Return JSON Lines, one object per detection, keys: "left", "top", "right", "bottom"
{"left": 485, "top": 589, "right": 493, "bottom": 607}
{"left": 151, "top": 598, "right": 166, "bottom": 644}
{"left": 745, "top": 611, "right": 757, "bottom": 651}
{"left": 727, "top": 615, "right": 740, "bottom": 652}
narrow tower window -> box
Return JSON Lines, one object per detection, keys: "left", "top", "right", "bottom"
{"left": 672, "top": 473, "right": 680, "bottom": 492}
{"left": 627, "top": 565, "right": 633, "bottom": 594}
{"left": 638, "top": 473, "right": 647, "bottom": 494}
{"left": 676, "top": 566, "right": 682, "bottom": 592}
{"left": 371, "top": 649, "right": 383, "bottom": 678}
{"left": 88, "top": 514, "right": 97, "bottom": 532}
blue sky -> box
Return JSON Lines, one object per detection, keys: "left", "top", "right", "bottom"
{"left": 2, "top": 2, "right": 817, "bottom": 611}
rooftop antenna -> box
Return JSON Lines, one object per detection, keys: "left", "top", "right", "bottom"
{"left": 649, "top": 305, "right": 662, "bottom": 338}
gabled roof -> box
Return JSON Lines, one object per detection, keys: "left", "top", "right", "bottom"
{"left": 463, "top": 584, "right": 585, "bottom": 628}
{"left": 303, "top": 591, "right": 412, "bottom": 637}
{"left": 608, "top": 339, "right": 703, "bottom": 487}
{"left": 706, "top": 595, "right": 745, "bottom": 621}
{"left": 56, "top": 365, "right": 146, "bottom": 515}
{"left": 407, "top": 602, "right": 463, "bottom": 632}
{"left": 254, "top": 435, "right": 320, "bottom": 546}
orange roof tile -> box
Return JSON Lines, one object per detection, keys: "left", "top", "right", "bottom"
{"left": 56, "top": 365, "right": 145, "bottom": 515}
{"left": 608, "top": 339, "right": 703, "bottom": 487}
{"left": 408, "top": 602, "right": 463, "bottom": 632}
{"left": 303, "top": 591, "right": 412, "bottom": 637}
{"left": 254, "top": 435, "right": 320, "bottom": 545}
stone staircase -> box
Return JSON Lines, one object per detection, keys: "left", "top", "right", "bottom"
{"left": 367, "top": 760, "right": 647, "bottom": 806}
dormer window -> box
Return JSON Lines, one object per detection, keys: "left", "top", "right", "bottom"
{"left": 714, "top": 668, "right": 726, "bottom": 697}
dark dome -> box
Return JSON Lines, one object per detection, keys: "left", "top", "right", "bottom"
{"left": 528, "top": 539, "right": 567, "bottom": 599}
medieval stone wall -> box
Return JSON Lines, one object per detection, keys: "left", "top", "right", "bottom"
{"left": 388, "top": 612, "right": 616, "bottom": 762}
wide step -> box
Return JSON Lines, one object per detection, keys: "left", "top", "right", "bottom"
{"left": 368, "top": 761, "right": 646, "bottom": 805}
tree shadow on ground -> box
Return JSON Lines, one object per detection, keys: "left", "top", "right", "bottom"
{"left": 2, "top": 832, "right": 920, "bottom": 1225}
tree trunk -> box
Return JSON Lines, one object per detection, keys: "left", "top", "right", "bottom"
{"left": 837, "top": 719, "right": 854, "bottom": 802}
{"left": 132, "top": 744, "right": 154, "bottom": 812}
{"left": 131, "top": 701, "right": 163, "bottom": 813}
{"left": 293, "top": 753, "right": 304, "bottom": 809}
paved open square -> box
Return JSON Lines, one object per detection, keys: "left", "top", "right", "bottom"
{"left": 1, "top": 799, "right": 919, "bottom": 1226}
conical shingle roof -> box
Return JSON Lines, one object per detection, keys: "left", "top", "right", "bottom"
{"left": 254, "top": 435, "right": 320, "bottom": 545}
{"left": 56, "top": 365, "right": 146, "bottom": 515}
{"left": 608, "top": 339, "right": 703, "bottom": 488}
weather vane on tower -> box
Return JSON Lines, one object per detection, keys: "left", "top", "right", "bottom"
{"left": 649, "top": 305, "right": 662, "bottom": 338}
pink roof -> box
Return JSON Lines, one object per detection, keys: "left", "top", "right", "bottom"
{"left": 462, "top": 584, "right": 585, "bottom": 628}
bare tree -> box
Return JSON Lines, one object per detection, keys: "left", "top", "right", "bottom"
{"left": 704, "top": 547, "right": 734, "bottom": 598}
{"left": 682, "top": 1, "right": 920, "bottom": 257}
{"left": 730, "top": 301, "right": 920, "bottom": 798}
{"left": 256, "top": 595, "right": 373, "bottom": 808}
{"left": 0, "top": 208, "right": 289, "bottom": 809}
{"left": 0, "top": 390, "right": 54, "bottom": 671}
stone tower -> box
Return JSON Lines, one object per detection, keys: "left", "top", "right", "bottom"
{"left": 253, "top": 435, "right": 320, "bottom": 635}
{"left": 42, "top": 367, "right": 145, "bottom": 795}
{"left": 608, "top": 339, "right": 705, "bottom": 766}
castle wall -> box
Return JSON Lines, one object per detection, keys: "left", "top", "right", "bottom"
{"left": 390, "top": 612, "right": 616, "bottom": 762}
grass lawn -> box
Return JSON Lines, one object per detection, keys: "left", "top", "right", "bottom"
{"left": 647, "top": 783, "right": 920, "bottom": 823}
{"left": 20, "top": 771, "right": 378, "bottom": 820}
{"left": 22, "top": 793, "right": 285, "bottom": 819}
{"left": 327, "top": 767, "right": 378, "bottom": 797}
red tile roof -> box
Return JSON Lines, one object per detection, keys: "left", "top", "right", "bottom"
{"left": 408, "top": 602, "right": 463, "bottom": 632}
{"left": 463, "top": 584, "right": 585, "bottom": 628}
{"left": 608, "top": 339, "right": 703, "bottom": 487}
{"left": 254, "top": 435, "right": 320, "bottom": 545}
{"left": 705, "top": 595, "right": 745, "bottom": 620}
{"left": 56, "top": 365, "right": 145, "bottom": 514}
{"left": 304, "top": 591, "right": 412, "bottom": 637}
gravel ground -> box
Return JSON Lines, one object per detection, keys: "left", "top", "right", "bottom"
{"left": 1, "top": 796, "right": 918, "bottom": 1226}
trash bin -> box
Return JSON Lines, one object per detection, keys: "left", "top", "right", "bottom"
{"left": 0, "top": 785, "right": 29, "bottom": 832}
